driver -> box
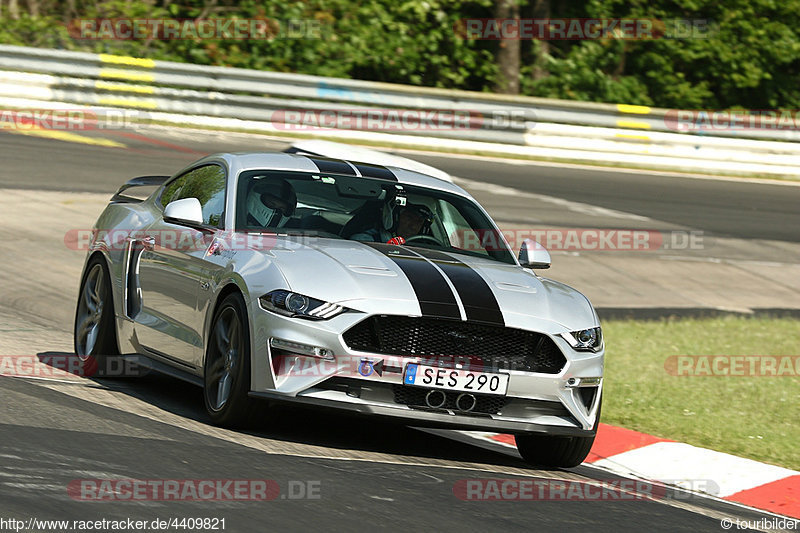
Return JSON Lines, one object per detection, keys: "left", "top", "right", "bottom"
{"left": 246, "top": 178, "right": 296, "bottom": 228}
{"left": 352, "top": 203, "right": 433, "bottom": 244}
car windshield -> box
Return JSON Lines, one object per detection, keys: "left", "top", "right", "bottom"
{"left": 235, "top": 170, "right": 515, "bottom": 264}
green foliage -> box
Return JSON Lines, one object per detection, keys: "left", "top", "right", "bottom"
{"left": 525, "top": 0, "right": 800, "bottom": 108}
{"left": 2, "top": 0, "right": 800, "bottom": 109}
{"left": 0, "top": 13, "right": 74, "bottom": 49}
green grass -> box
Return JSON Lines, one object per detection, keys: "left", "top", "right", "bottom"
{"left": 602, "top": 316, "right": 800, "bottom": 470}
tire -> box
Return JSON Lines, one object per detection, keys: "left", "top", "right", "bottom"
{"left": 515, "top": 399, "right": 602, "bottom": 468}
{"left": 203, "top": 292, "right": 257, "bottom": 427}
{"left": 73, "top": 255, "right": 120, "bottom": 377}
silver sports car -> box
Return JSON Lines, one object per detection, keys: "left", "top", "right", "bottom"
{"left": 74, "top": 145, "right": 604, "bottom": 467}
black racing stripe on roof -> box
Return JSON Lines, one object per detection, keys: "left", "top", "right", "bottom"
{"left": 365, "top": 242, "right": 460, "bottom": 320}
{"left": 408, "top": 248, "right": 505, "bottom": 326}
{"left": 352, "top": 163, "right": 397, "bottom": 181}
{"left": 309, "top": 157, "right": 357, "bottom": 176}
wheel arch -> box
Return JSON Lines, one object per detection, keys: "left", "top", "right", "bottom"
{"left": 76, "top": 250, "right": 122, "bottom": 355}
{"left": 202, "top": 278, "right": 250, "bottom": 368}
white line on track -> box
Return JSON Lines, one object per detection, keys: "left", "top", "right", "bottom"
{"left": 454, "top": 177, "right": 651, "bottom": 221}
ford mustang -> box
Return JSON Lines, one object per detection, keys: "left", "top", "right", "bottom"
{"left": 73, "top": 145, "right": 603, "bottom": 467}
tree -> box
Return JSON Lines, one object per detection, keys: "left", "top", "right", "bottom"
{"left": 528, "top": 0, "right": 550, "bottom": 82}
{"left": 493, "top": 0, "right": 520, "bottom": 94}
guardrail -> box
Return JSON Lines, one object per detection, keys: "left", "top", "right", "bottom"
{"left": 1, "top": 44, "right": 799, "bottom": 177}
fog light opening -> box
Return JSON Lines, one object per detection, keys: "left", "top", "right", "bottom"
{"left": 565, "top": 376, "right": 602, "bottom": 388}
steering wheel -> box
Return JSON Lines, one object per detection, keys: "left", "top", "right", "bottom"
{"left": 404, "top": 234, "right": 443, "bottom": 246}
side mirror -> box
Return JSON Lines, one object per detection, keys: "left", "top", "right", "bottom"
{"left": 519, "top": 239, "right": 551, "bottom": 269}
{"left": 164, "top": 198, "right": 203, "bottom": 226}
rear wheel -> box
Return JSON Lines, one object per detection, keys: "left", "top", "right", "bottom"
{"left": 515, "top": 400, "right": 601, "bottom": 468}
{"left": 203, "top": 293, "right": 257, "bottom": 427}
{"left": 73, "top": 256, "right": 119, "bottom": 376}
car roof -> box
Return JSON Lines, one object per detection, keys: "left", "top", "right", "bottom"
{"left": 186, "top": 152, "right": 473, "bottom": 198}
{"left": 285, "top": 140, "right": 454, "bottom": 182}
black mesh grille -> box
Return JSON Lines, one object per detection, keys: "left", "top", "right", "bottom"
{"left": 393, "top": 385, "right": 507, "bottom": 415}
{"left": 343, "top": 315, "right": 566, "bottom": 374}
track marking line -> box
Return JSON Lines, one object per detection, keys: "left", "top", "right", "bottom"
{"left": 454, "top": 176, "right": 651, "bottom": 221}
{"left": 461, "top": 431, "right": 792, "bottom": 528}
{"left": 1, "top": 126, "right": 126, "bottom": 148}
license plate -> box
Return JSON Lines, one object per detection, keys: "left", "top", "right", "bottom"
{"left": 403, "top": 363, "right": 509, "bottom": 396}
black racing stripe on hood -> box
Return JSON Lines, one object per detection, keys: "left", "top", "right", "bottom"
{"left": 365, "top": 242, "right": 460, "bottom": 319}
{"left": 408, "top": 248, "right": 505, "bottom": 326}
{"left": 309, "top": 157, "right": 357, "bottom": 176}
{"left": 352, "top": 163, "right": 397, "bottom": 181}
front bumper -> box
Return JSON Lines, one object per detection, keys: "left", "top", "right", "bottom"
{"left": 250, "top": 386, "right": 596, "bottom": 437}
{"left": 249, "top": 302, "right": 603, "bottom": 435}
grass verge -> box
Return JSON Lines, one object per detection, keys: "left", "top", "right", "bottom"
{"left": 602, "top": 315, "right": 799, "bottom": 470}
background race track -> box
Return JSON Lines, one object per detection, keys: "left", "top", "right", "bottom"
{"left": 0, "top": 126, "right": 796, "bottom": 532}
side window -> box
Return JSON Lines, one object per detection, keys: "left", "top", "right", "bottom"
{"left": 438, "top": 200, "right": 489, "bottom": 257}
{"left": 163, "top": 165, "right": 227, "bottom": 227}
{"left": 160, "top": 175, "right": 187, "bottom": 208}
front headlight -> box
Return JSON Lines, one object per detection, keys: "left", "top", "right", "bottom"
{"left": 560, "top": 327, "right": 603, "bottom": 352}
{"left": 259, "top": 289, "right": 347, "bottom": 320}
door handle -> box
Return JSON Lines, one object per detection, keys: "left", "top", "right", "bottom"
{"left": 141, "top": 236, "right": 156, "bottom": 250}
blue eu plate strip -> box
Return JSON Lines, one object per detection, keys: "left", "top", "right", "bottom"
{"left": 404, "top": 363, "right": 418, "bottom": 385}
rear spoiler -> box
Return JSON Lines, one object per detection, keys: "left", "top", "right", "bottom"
{"left": 111, "top": 175, "right": 170, "bottom": 203}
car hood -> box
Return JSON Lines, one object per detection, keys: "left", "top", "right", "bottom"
{"left": 265, "top": 237, "right": 598, "bottom": 332}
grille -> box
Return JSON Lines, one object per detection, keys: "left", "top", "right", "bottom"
{"left": 393, "top": 385, "right": 507, "bottom": 415}
{"left": 343, "top": 315, "right": 566, "bottom": 374}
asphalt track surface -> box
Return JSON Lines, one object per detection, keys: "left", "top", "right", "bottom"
{"left": 0, "top": 127, "right": 794, "bottom": 532}
{"left": 410, "top": 154, "right": 800, "bottom": 244}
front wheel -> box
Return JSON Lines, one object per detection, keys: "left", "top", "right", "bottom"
{"left": 203, "top": 292, "right": 257, "bottom": 427}
{"left": 515, "top": 401, "right": 601, "bottom": 468}
{"left": 74, "top": 255, "right": 119, "bottom": 376}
